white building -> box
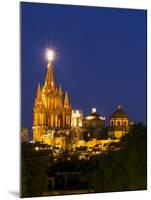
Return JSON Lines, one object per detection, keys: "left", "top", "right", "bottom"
{"left": 71, "top": 109, "right": 83, "bottom": 128}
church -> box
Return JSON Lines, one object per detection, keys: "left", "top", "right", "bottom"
{"left": 32, "top": 54, "right": 72, "bottom": 142}
{"left": 32, "top": 49, "right": 130, "bottom": 149}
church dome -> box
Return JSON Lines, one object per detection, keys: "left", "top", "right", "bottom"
{"left": 110, "top": 105, "right": 128, "bottom": 118}
{"left": 85, "top": 108, "right": 105, "bottom": 121}
{"left": 83, "top": 108, "right": 105, "bottom": 129}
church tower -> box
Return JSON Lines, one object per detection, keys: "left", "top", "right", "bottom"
{"left": 108, "top": 105, "right": 129, "bottom": 139}
{"left": 32, "top": 56, "right": 72, "bottom": 142}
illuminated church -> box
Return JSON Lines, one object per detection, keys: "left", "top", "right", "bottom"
{"left": 108, "top": 105, "right": 129, "bottom": 139}
{"left": 32, "top": 49, "right": 130, "bottom": 149}
{"left": 32, "top": 50, "right": 72, "bottom": 142}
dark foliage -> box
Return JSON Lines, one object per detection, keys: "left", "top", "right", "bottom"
{"left": 21, "top": 123, "right": 147, "bottom": 197}
{"left": 88, "top": 123, "right": 147, "bottom": 192}
{"left": 21, "top": 143, "right": 50, "bottom": 198}
{"left": 47, "top": 123, "right": 147, "bottom": 193}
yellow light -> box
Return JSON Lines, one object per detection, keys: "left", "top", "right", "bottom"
{"left": 46, "top": 48, "right": 55, "bottom": 62}
{"left": 35, "top": 146, "right": 39, "bottom": 151}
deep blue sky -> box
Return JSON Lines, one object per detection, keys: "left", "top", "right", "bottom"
{"left": 21, "top": 2, "right": 147, "bottom": 137}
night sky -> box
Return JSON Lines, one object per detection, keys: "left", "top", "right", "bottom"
{"left": 21, "top": 2, "right": 147, "bottom": 138}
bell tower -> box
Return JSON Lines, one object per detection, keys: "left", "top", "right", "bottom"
{"left": 32, "top": 49, "right": 72, "bottom": 142}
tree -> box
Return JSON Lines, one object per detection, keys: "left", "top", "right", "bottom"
{"left": 87, "top": 123, "right": 147, "bottom": 192}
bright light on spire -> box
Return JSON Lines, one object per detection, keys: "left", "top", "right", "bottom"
{"left": 46, "top": 48, "right": 55, "bottom": 62}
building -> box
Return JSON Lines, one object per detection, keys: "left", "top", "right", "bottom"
{"left": 108, "top": 105, "right": 129, "bottom": 139}
{"left": 80, "top": 108, "right": 106, "bottom": 141}
{"left": 33, "top": 61, "right": 72, "bottom": 142}
{"left": 71, "top": 109, "right": 83, "bottom": 128}
{"left": 83, "top": 108, "right": 105, "bottom": 129}
{"left": 31, "top": 51, "right": 130, "bottom": 149}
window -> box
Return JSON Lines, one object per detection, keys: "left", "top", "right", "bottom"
{"left": 117, "top": 121, "right": 121, "bottom": 126}
{"left": 111, "top": 121, "right": 114, "bottom": 126}
{"left": 124, "top": 121, "right": 127, "bottom": 126}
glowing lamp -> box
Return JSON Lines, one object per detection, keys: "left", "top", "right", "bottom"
{"left": 46, "top": 48, "right": 55, "bottom": 62}
{"left": 35, "top": 146, "right": 39, "bottom": 151}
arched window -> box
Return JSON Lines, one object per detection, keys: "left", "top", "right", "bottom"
{"left": 124, "top": 121, "right": 127, "bottom": 126}
{"left": 111, "top": 121, "right": 114, "bottom": 126}
{"left": 117, "top": 121, "right": 121, "bottom": 126}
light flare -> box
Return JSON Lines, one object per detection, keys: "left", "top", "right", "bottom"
{"left": 46, "top": 48, "right": 55, "bottom": 62}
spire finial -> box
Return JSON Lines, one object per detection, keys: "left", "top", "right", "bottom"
{"left": 92, "top": 108, "right": 96, "bottom": 113}
{"left": 64, "top": 91, "right": 69, "bottom": 108}
{"left": 59, "top": 85, "right": 62, "bottom": 95}
{"left": 44, "top": 62, "right": 55, "bottom": 90}
{"left": 37, "top": 83, "right": 41, "bottom": 96}
{"left": 118, "top": 105, "right": 122, "bottom": 110}
{"left": 36, "top": 83, "right": 42, "bottom": 102}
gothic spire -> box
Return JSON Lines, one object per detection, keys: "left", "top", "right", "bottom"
{"left": 59, "top": 85, "right": 62, "bottom": 96}
{"left": 44, "top": 61, "right": 55, "bottom": 91}
{"left": 37, "top": 83, "right": 42, "bottom": 101}
{"left": 64, "top": 91, "right": 69, "bottom": 108}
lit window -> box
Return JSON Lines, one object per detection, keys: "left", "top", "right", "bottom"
{"left": 124, "top": 121, "right": 127, "bottom": 126}
{"left": 111, "top": 121, "right": 114, "bottom": 126}
{"left": 117, "top": 121, "right": 121, "bottom": 126}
